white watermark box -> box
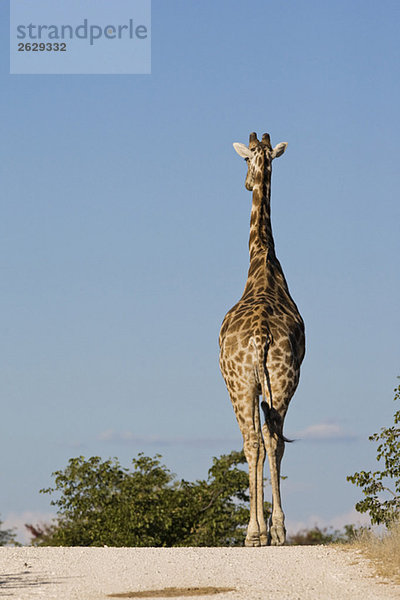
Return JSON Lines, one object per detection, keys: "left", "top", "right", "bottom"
{"left": 10, "top": 0, "right": 151, "bottom": 74}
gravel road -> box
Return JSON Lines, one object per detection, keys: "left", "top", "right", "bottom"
{"left": 1, "top": 546, "right": 399, "bottom": 600}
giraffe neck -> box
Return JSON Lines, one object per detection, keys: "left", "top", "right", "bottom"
{"left": 248, "top": 158, "right": 275, "bottom": 261}
{"left": 241, "top": 156, "right": 280, "bottom": 296}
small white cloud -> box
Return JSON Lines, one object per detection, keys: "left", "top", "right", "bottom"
{"left": 294, "top": 421, "right": 357, "bottom": 442}
{"left": 98, "top": 429, "right": 116, "bottom": 441}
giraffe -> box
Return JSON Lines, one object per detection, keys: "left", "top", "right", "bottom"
{"left": 219, "top": 131, "right": 305, "bottom": 547}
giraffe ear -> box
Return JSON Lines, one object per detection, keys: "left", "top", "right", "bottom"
{"left": 271, "top": 142, "right": 288, "bottom": 159}
{"left": 233, "top": 143, "right": 253, "bottom": 159}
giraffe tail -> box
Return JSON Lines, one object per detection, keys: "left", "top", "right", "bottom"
{"left": 260, "top": 400, "right": 293, "bottom": 444}
{"left": 252, "top": 336, "right": 293, "bottom": 444}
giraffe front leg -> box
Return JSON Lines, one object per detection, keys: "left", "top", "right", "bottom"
{"left": 263, "top": 424, "right": 286, "bottom": 546}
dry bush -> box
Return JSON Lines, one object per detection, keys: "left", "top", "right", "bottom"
{"left": 350, "top": 521, "right": 400, "bottom": 583}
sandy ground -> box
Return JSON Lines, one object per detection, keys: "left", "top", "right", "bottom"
{"left": 0, "top": 546, "right": 399, "bottom": 600}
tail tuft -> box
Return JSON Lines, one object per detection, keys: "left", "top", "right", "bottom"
{"left": 261, "top": 400, "right": 293, "bottom": 443}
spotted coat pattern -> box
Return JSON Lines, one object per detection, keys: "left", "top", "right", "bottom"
{"left": 219, "top": 132, "right": 305, "bottom": 546}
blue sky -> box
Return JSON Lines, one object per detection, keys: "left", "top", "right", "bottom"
{"left": 1, "top": 0, "right": 399, "bottom": 542}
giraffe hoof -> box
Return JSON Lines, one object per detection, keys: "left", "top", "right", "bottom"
{"left": 244, "top": 536, "right": 261, "bottom": 547}
{"left": 259, "top": 534, "right": 268, "bottom": 546}
{"left": 269, "top": 525, "right": 286, "bottom": 546}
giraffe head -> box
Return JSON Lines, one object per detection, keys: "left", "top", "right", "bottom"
{"left": 233, "top": 132, "right": 287, "bottom": 191}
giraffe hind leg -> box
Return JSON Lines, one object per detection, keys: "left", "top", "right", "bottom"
{"left": 235, "top": 392, "right": 267, "bottom": 547}
{"left": 263, "top": 422, "right": 286, "bottom": 546}
{"left": 243, "top": 424, "right": 265, "bottom": 547}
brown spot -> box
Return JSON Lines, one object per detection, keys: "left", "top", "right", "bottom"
{"left": 278, "top": 290, "right": 286, "bottom": 303}
{"left": 244, "top": 280, "right": 254, "bottom": 293}
{"left": 242, "top": 318, "right": 252, "bottom": 330}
